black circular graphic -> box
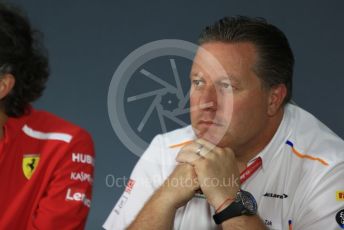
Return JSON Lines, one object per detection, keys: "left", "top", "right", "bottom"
{"left": 336, "top": 209, "right": 344, "bottom": 229}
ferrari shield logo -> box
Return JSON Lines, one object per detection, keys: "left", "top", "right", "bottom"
{"left": 22, "top": 154, "right": 40, "bottom": 179}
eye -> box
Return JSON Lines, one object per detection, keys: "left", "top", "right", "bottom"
{"left": 218, "top": 80, "right": 235, "bottom": 92}
{"left": 220, "top": 82, "right": 230, "bottom": 89}
{"left": 192, "top": 79, "right": 205, "bottom": 88}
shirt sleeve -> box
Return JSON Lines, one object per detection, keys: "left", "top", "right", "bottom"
{"left": 28, "top": 130, "right": 95, "bottom": 230}
{"left": 103, "top": 135, "right": 165, "bottom": 230}
{"left": 293, "top": 162, "right": 344, "bottom": 230}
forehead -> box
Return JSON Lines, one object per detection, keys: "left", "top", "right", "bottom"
{"left": 191, "top": 42, "right": 258, "bottom": 80}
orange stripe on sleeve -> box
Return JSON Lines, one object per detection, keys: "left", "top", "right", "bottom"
{"left": 291, "top": 147, "right": 329, "bottom": 166}
{"left": 169, "top": 140, "right": 193, "bottom": 148}
{"left": 286, "top": 140, "right": 329, "bottom": 166}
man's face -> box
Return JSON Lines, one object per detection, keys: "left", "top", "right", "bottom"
{"left": 190, "top": 42, "right": 272, "bottom": 152}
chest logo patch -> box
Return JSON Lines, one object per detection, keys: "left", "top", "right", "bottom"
{"left": 263, "top": 192, "right": 288, "bottom": 199}
{"left": 337, "top": 191, "right": 344, "bottom": 201}
{"left": 22, "top": 154, "right": 40, "bottom": 179}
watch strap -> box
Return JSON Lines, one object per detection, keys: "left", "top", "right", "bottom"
{"left": 213, "top": 200, "right": 243, "bottom": 225}
{"left": 213, "top": 190, "right": 257, "bottom": 225}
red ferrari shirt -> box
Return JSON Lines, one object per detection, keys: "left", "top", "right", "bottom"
{"left": 0, "top": 108, "right": 95, "bottom": 230}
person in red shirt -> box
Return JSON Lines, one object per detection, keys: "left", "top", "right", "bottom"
{"left": 0, "top": 3, "right": 95, "bottom": 229}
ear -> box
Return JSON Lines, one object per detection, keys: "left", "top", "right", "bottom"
{"left": 0, "top": 73, "right": 15, "bottom": 100}
{"left": 267, "top": 84, "right": 287, "bottom": 116}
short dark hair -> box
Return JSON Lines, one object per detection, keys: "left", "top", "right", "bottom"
{"left": 0, "top": 3, "right": 49, "bottom": 117}
{"left": 198, "top": 16, "right": 294, "bottom": 104}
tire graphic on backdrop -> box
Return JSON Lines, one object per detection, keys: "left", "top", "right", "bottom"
{"left": 107, "top": 39, "right": 232, "bottom": 157}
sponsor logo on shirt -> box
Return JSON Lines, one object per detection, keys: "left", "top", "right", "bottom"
{"left": 336, "top": 209, "right": 344, "bottom": 229}
{"left": 263, "top": 192, "right": 288, "bottom": 199}
{"left": 65, "top": 188, "right": 91, "bottom": 208}
{"left": 125, "top": 179, "right": 135, "bottom": 193}
{"left": 70, "top": 171, "right": 93, "bottom": 184}
{"left": 114, "top": 194, "right": 129, "bottom": 215}
{"left": 263, "top": 218, "right": 284, "bottom": 229}
{"left": 113, "top": 179, "right": 135, "bottom": 215}
{"left": 72, "top": 153, "right": 94, "bottom": 166}
{"left": 22, "top": 154, "right": 40, "bottom": 179}
{"left": 264, "top": 219, "right": 272, "bottom": 226}
{"left": 336, "top": 191, "right": 344, "bottom": 201}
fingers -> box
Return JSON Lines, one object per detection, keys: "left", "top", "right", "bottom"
{"left": 195, "top": 138, "right": 221, "bottom": 154}
{"left": 176, "top": 143, "right": 203, "bottom": 164}
{"left": 176, "top": 138, "right": 216, "bottom": 164}
{"left": 174, "top": 163, "right": 198, "bottom": 179}
{"left": 176, "top": 138, "right": 233, "bottom": 164}
{"left": 196, "top": 139, "right": 236, "bottom": 159}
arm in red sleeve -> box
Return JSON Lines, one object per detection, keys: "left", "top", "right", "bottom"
{"left": 29, "top": 130, "right": 95, "bottom": 230}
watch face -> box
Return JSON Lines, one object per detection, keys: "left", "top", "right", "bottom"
{"left": 239, "top": 190, "right": 257, "bottom": 215}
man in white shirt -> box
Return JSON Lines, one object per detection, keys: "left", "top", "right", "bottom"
{"left": 104, "top": 16, "right": 344, "bottom": 230}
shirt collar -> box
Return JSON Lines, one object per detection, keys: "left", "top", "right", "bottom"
{"left": 248, "top": 104, "right": 293, "bottom": 171}
{"left": 3, "top": 107, "right": 33, "bottom": 143}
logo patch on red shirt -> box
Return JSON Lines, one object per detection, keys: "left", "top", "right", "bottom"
{"left": 22, "top": 154, "right": 40, "bottom": 179}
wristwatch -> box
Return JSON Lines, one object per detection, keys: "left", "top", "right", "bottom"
{"left": 213, "top": 189, "right": 257, "bottom": 225}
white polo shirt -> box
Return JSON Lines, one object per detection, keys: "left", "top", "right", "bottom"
{"left": 104, "top": 103, "right": 344, "bottom": 230}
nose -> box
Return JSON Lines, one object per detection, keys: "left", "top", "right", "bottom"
{"left": 199, "top": 85, "right": 217, "bottom": 111}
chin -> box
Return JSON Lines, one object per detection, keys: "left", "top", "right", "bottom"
{"left": 199, "top": 131, "right": 229, "bottom": 147}
{"left": 192, "top": 123, "right": 232, "bottom": 145}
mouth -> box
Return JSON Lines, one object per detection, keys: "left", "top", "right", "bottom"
{"left": 198, "top": 120, "right": 223, "bottom": 127}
